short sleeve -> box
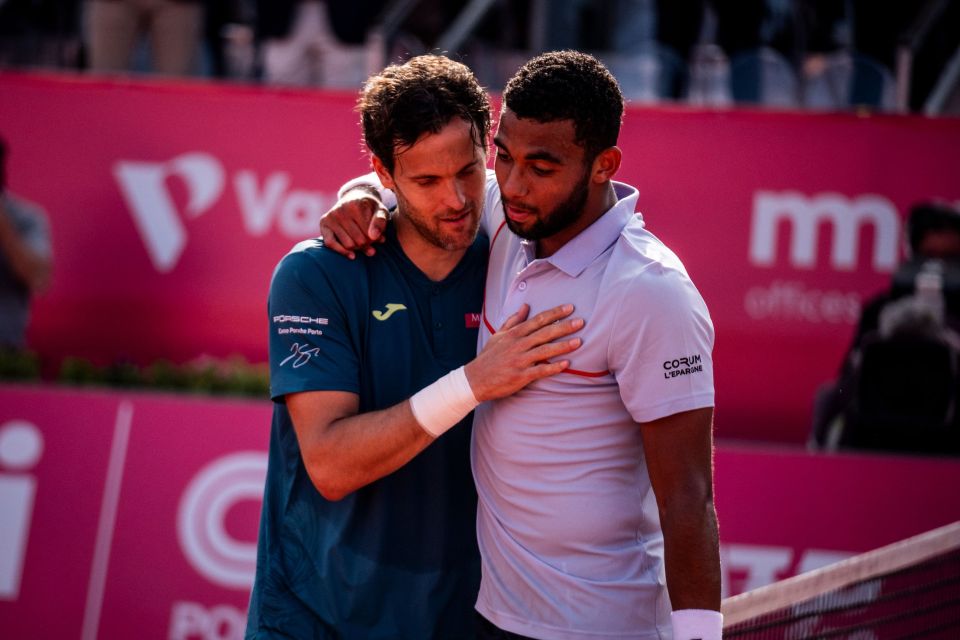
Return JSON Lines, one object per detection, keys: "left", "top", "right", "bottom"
{"left": 609, "top": 266, "right": 715, "bottom": 424}
{"left": 267, "top": 247, "right": 361, "bottom": 401}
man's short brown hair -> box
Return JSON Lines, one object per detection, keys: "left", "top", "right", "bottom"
{"left": 358, "top": 55, "right": 491, "bottom": 174}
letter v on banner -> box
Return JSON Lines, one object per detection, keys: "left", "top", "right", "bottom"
{"left": 113, "top": 153, "right": 225, "bottom": 273}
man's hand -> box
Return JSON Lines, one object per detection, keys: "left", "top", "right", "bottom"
{"left": 319, "top": 187, "right": 390, "bottom": 259}
{"left": 465, "top": 304, "right": 584, "bottom": 402}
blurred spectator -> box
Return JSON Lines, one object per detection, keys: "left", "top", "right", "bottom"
{"left": 811, "top": 202, "right": 960, "bottom": 454}
{"left": 799, "top": 0, "right": 960, "bottom": 111}
{"left": 84, "top": 0, "right": 206, "bottom": 75}
{"left": 0, "top": 136, "right": 52, "bottom": 351}
{"left": 0, "top": 0, "right": 82, "bottom": 69}
{"left": 523, "top": 0, "right": 798, "bottom": 104}
{"left": 850, "top": 203, "right": 960, "bottom": 349}
{"left": 203, "top": 0, "right": 250, "bottom": 77}
{"left": 255, "top": 0, "right": 384, "bottom": 87}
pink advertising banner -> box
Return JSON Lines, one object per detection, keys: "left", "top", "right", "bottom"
{"left": 2, "top": 72, "right": 960, "bottom": 444}
{"left": 0, "top": 385, "right": 270, "bottom": 639}
{"left": 1, "top": 385, "right": 959, "bottom": 638}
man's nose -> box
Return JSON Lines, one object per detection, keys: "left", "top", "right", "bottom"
{"left": 500, "top": 166, "right": 527, "bottom": 200}
{"left": 442, "top": 179, "right": 467, "bottom": 209}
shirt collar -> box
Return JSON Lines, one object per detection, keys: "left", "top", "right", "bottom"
{"left": 520, "top": 182, "right": 641, "bottom": 277}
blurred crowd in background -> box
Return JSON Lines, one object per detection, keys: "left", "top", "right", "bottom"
{"left": 1, "top": 0, "right": 958, "bottom": 114}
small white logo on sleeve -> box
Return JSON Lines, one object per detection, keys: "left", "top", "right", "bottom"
{"left": 279, "top": 343, "right": 319, "bottom": 368}
{"left": 274, "top": 314, "right": 328, "bottom": 337}
{"left": 272, "top": 314, "right": 329, "bottom": 325}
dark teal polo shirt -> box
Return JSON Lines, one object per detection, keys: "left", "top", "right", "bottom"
{"left": 247, "top": 225, "right": 487, "bottom": 639}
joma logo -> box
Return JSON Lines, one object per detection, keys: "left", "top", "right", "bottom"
{"left": 749, "top": 192, "right": 900, "bottom": 273}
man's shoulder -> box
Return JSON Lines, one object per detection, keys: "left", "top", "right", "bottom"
{"left": 277, "top": 237, "right": 363, "bottom": 272}
{"left": 604, "top": 219, "right": 707, "bottom": 311}
{"left": 271, "top": 237, "right": 370, "bottom": 294}
{"left": 611, "top": 218, "right": 687, "bottom": 280}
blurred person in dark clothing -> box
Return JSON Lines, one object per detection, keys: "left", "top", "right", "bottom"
{"left": 811, "top": 201, "right": 960, "bottom": 450}
{"left": 0, "top": 0, "right": 82, "bottom": 69}
{"left": 0, "top": 136, "right": 52, "bottom": 350}
{"left": 798, "top": 0, "right": 960, "bottom": 110}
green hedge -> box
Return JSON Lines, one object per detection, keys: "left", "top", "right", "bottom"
{"left": 0, "top": 348, "right": 41, "bottom": 380}
{"left": 1, "top": 349, "right": 269, "bottom": 398}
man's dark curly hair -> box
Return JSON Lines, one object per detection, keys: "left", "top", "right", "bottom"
{"left": 358, "top": 55, "right": 491, "bottom": 174}
{"left": 503, "top": 51, "right": 624, "bottom": 162}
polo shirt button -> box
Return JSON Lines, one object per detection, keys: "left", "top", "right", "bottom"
{"left": 432, "top": 287, "right": 440, "bottom": 295}
{"left": 518, "top": 281, "right": 527, "bottom": 291}
{"left": 435, "top": 322, "right": 443, "bottom": 329}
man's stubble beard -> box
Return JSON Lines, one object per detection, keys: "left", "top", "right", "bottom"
{"left": 503, "top": 168, "right": 590, "bottom": 241}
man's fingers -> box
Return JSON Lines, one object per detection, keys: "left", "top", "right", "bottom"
{"left": 531, "top": 360, "right": 571, "bottom": 378}
{"left": 320, "top": 234, "right": 356, "bottom": 260}
{"left": 515, "top": 304, "right": 575, "bottom": 336}
{"left": 319, "top": 219, "right": 355, "bottom": 249}
{"left": 526, "top": 337, "right": 582, "bottom": 364}
{"left": 498, "top": 304, "right": 530, "bottom": 332}
{"left": 340, "top": 216, "right": 376, "bottom": 250}
{"left": 369, "top": 207, "right": 389, "bottom": 240}
{"left": 526, "top": 317, "right": 584, "bottom": 345}
{"left": 319, "top": 195, "right": 381, "bottom": 247}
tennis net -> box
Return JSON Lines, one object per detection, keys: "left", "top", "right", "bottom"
{"left": 721, "top": 521, "right": 960, "bottom": 639}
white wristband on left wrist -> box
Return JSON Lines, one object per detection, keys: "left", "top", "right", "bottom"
{"left": 671, "top": 609, "right": 723, "bottom": 640}
{"left": 409, "top": 366, "right": 479, "bottom": 437}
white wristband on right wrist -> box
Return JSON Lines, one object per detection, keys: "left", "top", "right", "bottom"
{"left": 671, "top": 609, "right": 723, "bottom": 640}
{"left": 409, "top": 366, "right": 479, "bottom": 437}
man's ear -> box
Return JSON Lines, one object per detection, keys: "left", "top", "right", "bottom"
{"left": 371, "top": 155, "right": 395, "bottom": 190}
{"left": 591, "top": 146, "right": 622, "bottom": 184}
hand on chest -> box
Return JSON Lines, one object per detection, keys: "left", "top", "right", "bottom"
{"left": 484, "top": 262, "right": 616, "bottom": 380}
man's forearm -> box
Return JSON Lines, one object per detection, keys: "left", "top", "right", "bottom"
{"left": 292, "top": 394, "right": 443, "bottom": 502}
{"left": 662, "top": 503, "right": 722, "bottom": 611}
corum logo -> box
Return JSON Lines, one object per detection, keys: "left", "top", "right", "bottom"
{"left": 114, "top": 152, "right": 226, "bottom": 273}
{"left": 749, "top": 191, "right": 899, "bottom": 272}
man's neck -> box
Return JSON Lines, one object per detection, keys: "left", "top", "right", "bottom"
{"left": 536, "top": 182, "right": 619, "bottom": 259}
{"left": 394, "top": 216, "right": 468, "bottom": 282}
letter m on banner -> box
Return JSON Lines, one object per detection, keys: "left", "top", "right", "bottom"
{"left": 749, "top": 192, "right": 900, "bottom": 272}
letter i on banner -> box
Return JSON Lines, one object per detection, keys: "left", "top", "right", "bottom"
{"left": 0, "top": 420, "right": 44, "bottom": 600}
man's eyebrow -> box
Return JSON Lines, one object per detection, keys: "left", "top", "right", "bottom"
{"left": 407, "top": 158, "right": 480, "bottom": 181}
{"left": 493, "top": 137, "right": 562, "bottom": 164}
{"left": 524, "top": 150, "right": 563, "bottom": 164}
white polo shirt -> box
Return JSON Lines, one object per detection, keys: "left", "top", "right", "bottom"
{"left": 473, "top": 177, "right": 715, "bottom": 640}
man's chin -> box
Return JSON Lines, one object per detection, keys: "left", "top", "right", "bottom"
{"left": 439, "top": 227, "right": 481, "bottom": 252}
{"left": 505, "top": 217, "right": 539, "bottom": 240}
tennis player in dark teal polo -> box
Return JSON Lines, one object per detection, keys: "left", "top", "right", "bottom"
{"left": 245, "top": 55, "right": 583, "bottom": 639}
